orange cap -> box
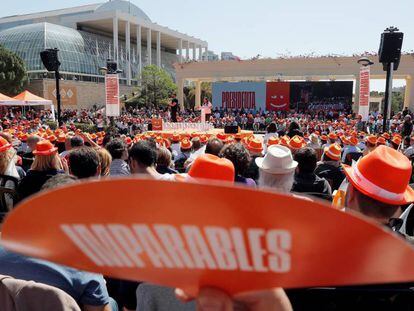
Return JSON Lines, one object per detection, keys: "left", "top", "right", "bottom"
{"left": 328, "top": 132, "right": 337, "bottom": 140}
{"left": 0, "top": 136, "right": 11, "bottom": 152}
{"left": 288, "top": 135, "right": 306, "bottom": 150}
{"left": 391, "top": 136, "right": 402, "bottom": 146}
{"left": 343, "top": 146, "right": 414, "bottom": 205}
{"left": 247, "top": 139, "right": 263, "bottom": 153}
{"left": 348, "top": 136, "right": 358, "bottom": 146}
{"left": 33, "top": 140, "right": 58, "bottom": 156}
{"left": 324, "top": 143, "right": 341, "bottom": 161}
{"left": 267, "top": 136, "right": 280, "bottom": 147}
{"left": 377, "top": 137, "right": 386, "bottom": 145}
{"left": 188, "top": 154, "right": 235, "bottom": 182}
{"left": 180, "top": 139, "right": 193, "bottom": 150}
{"left": 366, "top": 135, "right": 377, "bottom": 146}
{"left": 216, "top": 132, "right": 227, "bottom": 142}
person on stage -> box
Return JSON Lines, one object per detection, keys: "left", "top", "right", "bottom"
{"left": 201, "top": 97, "right": 212, "bottom": 122}
{"left": 169, "top": 93, "right": 178, "bottom": 123}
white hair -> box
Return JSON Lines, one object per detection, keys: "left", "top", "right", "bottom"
{"left": 258, "top": 169, "right": 294, "bottom": 193}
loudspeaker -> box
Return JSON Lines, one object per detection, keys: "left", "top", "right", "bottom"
{"left": 378, "top": 31, "right": 403, "bottom": 70}
{"left": 107, "top": 61, "right": 118, "bottom": 74}
{"left": 224, "top": 125, "right": 239, "bottom": 134}
{"left": 40, "top": 49, "right": 60, "bottom": 72}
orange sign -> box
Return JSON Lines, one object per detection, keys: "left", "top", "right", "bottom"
{"left": 47, "top": 85, "right": 77, "bottom": 106}
{"left": 151, "top": 118, "right": 163, "bottom": 131}
{"left": 2, "top": 179, "right": 414, "bottom": 296}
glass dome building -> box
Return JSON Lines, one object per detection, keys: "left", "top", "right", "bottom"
{"left": 0, "top": 0, "right": 207, "bottom": 83}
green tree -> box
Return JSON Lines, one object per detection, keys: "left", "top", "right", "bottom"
{"left": 133, "top": 65, "right": 176, "bottom": 108}
{"left": 0, "top": 45, "right": 27, "bottom": 95}
{"left": 391, "top": 91, "right": 404, "bottom": 113}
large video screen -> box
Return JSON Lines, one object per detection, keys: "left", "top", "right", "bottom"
{"left": 289, "top": 81, "right": 353, "bottom": 111}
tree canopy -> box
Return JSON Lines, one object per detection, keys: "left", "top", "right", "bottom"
{"left": 0, "top": 45, "right": 27, "bottom": 95}
{"left": 128, "top": 65, "right": 176, "bottom": 108}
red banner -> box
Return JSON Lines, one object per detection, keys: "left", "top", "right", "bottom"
{"left": 105, "top": 74, "right": 120, "bottom": 117}
{"left": 266, "top": 82, "right": 290, "bottom": 111}
{"left": 3, "top": 179, "right": 414, "bottom": 296}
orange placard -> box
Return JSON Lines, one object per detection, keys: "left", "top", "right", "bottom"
{"left": 2, "top": 178, "right": 414, "bottom": 296}
{"left": 151, "top": 118, "right": 163, "bottom": 131}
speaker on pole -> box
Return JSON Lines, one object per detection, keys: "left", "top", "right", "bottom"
{"left": 40, "top": 48, "right": 62, "bottom": 126}
{"left": 378, "top": 27, "right": 404, "bottom": 132}
{"left": 40, "top": 49, "right": 61, "bottom": 72}
{"left": 378, "top": 27, "right": 403, "bottom": 71}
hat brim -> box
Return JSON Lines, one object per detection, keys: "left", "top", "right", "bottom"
{"left": 343, "top": 164, "right": 414, "bottom": 205}
{"left": 255, "top": 157, "right": 298, "bottom": 174}
{"left": 0, "top": 144, "right": 12, "bottom": 152}
{"left": 33, "top": 147, "right": 58, "bottom": 156}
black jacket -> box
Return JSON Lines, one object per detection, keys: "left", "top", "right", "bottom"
{"left": 292, "top": 172, "right": 332, "bottom": 201}
{"left": 315, "top": 161, "right": 345, "bottom": 191}
{"left": 17, "top": 169, "right": 64, "bottom": 202}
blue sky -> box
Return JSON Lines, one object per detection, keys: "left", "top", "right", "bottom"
{"left": 2, "top": 0, "right": 413, "bottom": 90}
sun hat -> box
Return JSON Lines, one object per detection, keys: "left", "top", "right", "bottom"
{"left": 267, "top": 136, "right": 280, "bottom": 147}
{"left": 0, "top": 136, "right": 12, "bottom": 152}
{"left": 348, "top": 136, "right": 358, "bottom": 146}
{"left": 391, "top": 136, "right": 402, "bottom": 146}
{"left": 199, "top": 135, "right": 208, "bottom": 144}
{"left": 328, "top": 132, "right": 337, "bottom": 140}
{"left": 247, "top": 138, "right": 263, "bottom": 154}
{"left": 366, "top": 135, "right": 377, "bottom": 145}
{"left": 180, "top": 138, "right": 193, "bottom": 150}
{"left": 377, "top": 137, "right": 386, "bottom": 145}
{"left": 32, "top": 140, "right": 58, "bottom": 156}
{"left": 216, "top": 132, "right": 227, "bottom": 142}
{"left": 171, "top": 133, "right": 180, "bottom": 143}
{"left": 255, "top": 145, "right": 298, "bottom": 174}
{"left": 288, "top": 135, "right": 306, "bottom": 150}
{"left": 343, "top": 145, "right": 414, "bottom": 205}
{"left": 188, "top": 154, "right": 235, "bottom": 182}
{"left": 57, "top": 134, "right": 66, "bottom": 143}
{"left": 382, "top": 133, "right": 391, "bottom": 140}
{"left": 320, "top": 135, "right": 328, "bottom": 141}
{"left": 324, "top": 143, "right": 342, "bottom": 161}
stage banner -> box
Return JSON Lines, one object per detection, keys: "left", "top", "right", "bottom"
{"left": 105, "top": 74, "right": 120, "bottom": 117}
{"left": 212, "top": 82, "right": 266, "bottom": 111}
{"left": 3, "top": 179, "right": 414, "bottom": 296}
{"left": 358, "top": 66, "right": 370, "bottom": 121}
{"left": 266, "top": 82, "right": 290, "bottom": 111}
{"left": 151, "top": 118, "right": 163, "bottom": 131}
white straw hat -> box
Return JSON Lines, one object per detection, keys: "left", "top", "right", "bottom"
{"left": 255, "top": 145, "right": 298, "bottom": 174}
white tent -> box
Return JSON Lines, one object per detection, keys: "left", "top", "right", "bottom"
{"left": 13, "top": 91, "right": 55, "bottom": 121}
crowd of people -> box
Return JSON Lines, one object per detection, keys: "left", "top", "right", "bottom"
{"left": 0, "top": 103, "right": 413, "bottom": 309}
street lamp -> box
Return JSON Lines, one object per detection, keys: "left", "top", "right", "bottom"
{"left": 357, "top": 57, "right": 374, "bottom": 67}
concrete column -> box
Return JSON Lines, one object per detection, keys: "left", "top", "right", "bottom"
{"left": 198, "top": 45, "right": 202, "bottom": 61}
{"left": 137, "top": 24, "right": 142, "bottom": 77}
{"left": 178, "top": 39, "right": 183, "bottom": 63}
{"left": 177, "top": 78, "right": 185, "bottom": 111}
{"left": 195, "top": 80, "right": 202, "bottom": 109}
{"left": 186, "top": 41, "right": 190, "bottom": 60}
{"left": 147, "top": 28, "right": 151, "bottom": 66}
{"left": 156, "top": 31, "right": 161, "bottom": 67}
{"left": 112, "top": 17, "right": 118, "bottom": 62}
{"left": 204, "top": 47, "right": 208, "bottom": 61}
{"left": 404, "top": 76, "right": 414, "bottom": 110}
{"left": 192, "top": 44, "right": 196, "bottom": 60}
{"left": 354, "top": 76, "right": 360, "bottom": 114}
{"left": 125, "top": 21, "right": 131, "bottom": 85}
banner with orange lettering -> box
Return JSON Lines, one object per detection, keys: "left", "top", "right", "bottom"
{"left": 2, "top": 179, "right": 414, "bottom": 296}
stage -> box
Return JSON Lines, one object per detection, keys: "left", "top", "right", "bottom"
{"left": 146, "top": 128, "right": 254, "bottom": 139}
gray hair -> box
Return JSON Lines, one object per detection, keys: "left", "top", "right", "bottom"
{"left": 258, "top": 169, "right": 294, "bottom": 193}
